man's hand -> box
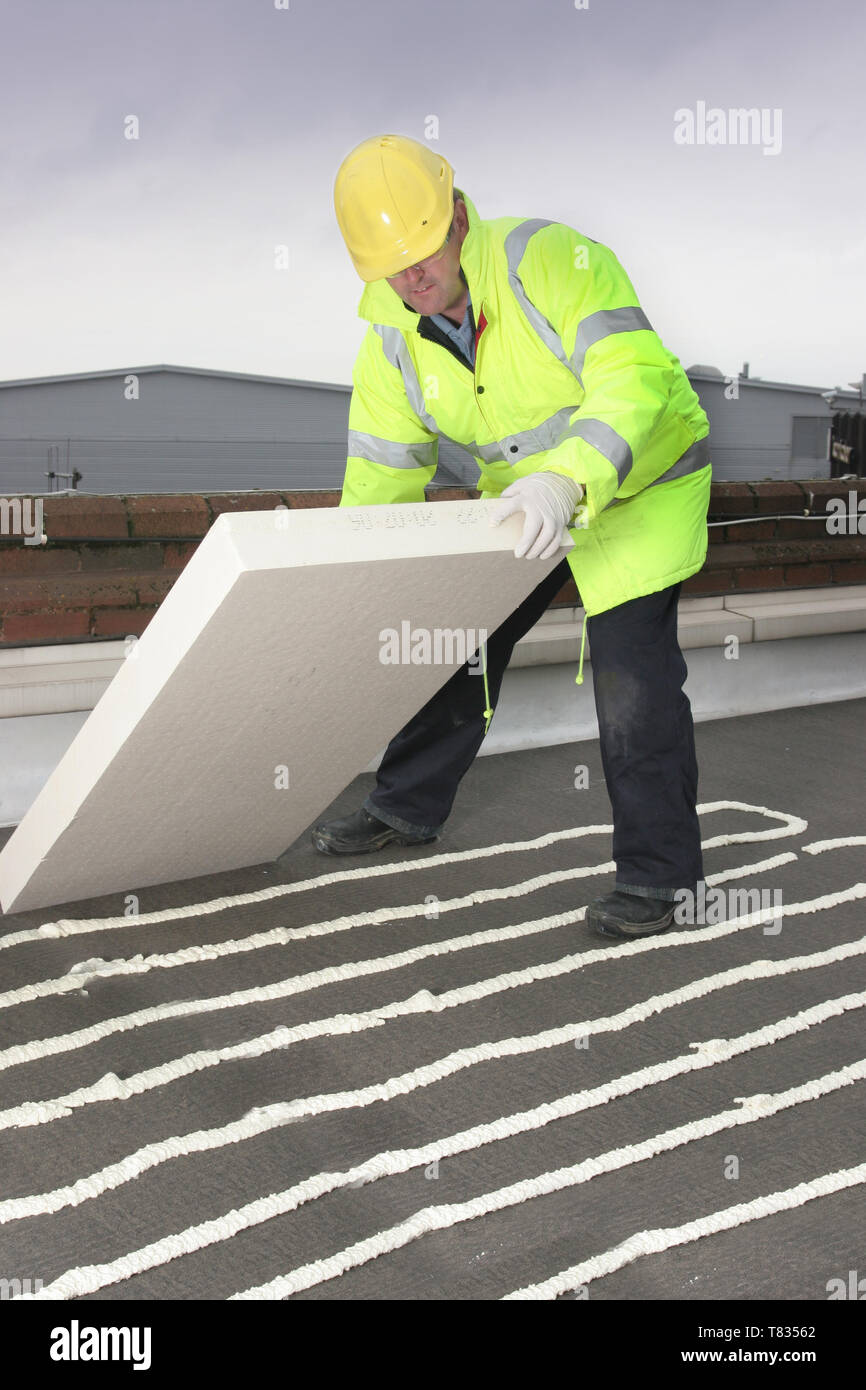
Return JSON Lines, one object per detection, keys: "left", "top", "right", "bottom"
{"left": 488, "top": 472, "right": 584, "bottom": 559}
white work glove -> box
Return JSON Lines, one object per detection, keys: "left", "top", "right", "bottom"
{"left": 489, "top": 471, "right": 584, "bottom": 559}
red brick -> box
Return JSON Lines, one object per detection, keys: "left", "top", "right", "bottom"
{"left": 798, "top": 537, "right": 866, "bottom": 561}
{"left": 800, "top": 479, "right": 866, "bottom": 508}
{"left": 282, "top": 491, "right": 342, "bottom": 510}
{"left": 783, "top": 563, "right": 832, "bottom": 587}
{"left": 774, "top": 516, "right": 829, "bottom": 541}
{"left": 776, "top": 541, "right": 817, "bottom": 565}
{"left": 206, "top": 492, "right": 285, "bottom": 519}
{"left": 92, "top": 607, "right": 157, "bottom": 637}
{"left": 127, "top": 496, "right": 210, "bottom": 538}
{"left": 137, "top": 575, "right": 179, "bottom": 603}
{"left": 722, "top": 519, "right": 776, "bottom": 542}
{"left": 163, "top": 541, "right": 201, "bottom": 570}
{"left": 702, "top": 543, "right": 757, "bottom": 569}
{"left": 0, "top": 545, "right": 81, "bottom": 576}
{"left": 550, "top": 577, "right": 579, "bottom": 606}
{"left": 40, "top": 495, "right": 129, "bottom": 539}
{"left": 78, "top": 543, "right": 164, "bottom": 573}
{"left": 750, "top": 482, "right": 808, "bottom": 515}
{"left": 0, "top": 577, "right": 136, "bottom": 613}
{"left": 682, "top": 569, "right": 734, "bottom": 594}
{"left": 1, "top": 610, "right": 91, "bottom": 643}
{"left": 831, "top": 560, "right": 866, "bottom": 584}
{"left": 426, "top": 487, "right": 480, "bottom": 502}
{"left": 733, "top": 566, "right": 786, "bottom": 588}
{"left": 706, "top": 538, "right": 866, "bottom": 572}
{"left": 707, "top": 482, "right": 756, "bottom": 516}
{"left": 88, "top": 580, "right": 140, "bottom": 608}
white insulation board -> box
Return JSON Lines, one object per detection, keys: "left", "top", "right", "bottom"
{"left": 0, "top": 501, "right": 571, "bottom": 914}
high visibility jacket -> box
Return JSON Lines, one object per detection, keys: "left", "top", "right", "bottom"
{"left": 339, "top": 190, "right": 711, "bottom": 617}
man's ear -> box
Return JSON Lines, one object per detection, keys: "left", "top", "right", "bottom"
{"left": 453, "top": 197, "right": 470, "bottom": 246}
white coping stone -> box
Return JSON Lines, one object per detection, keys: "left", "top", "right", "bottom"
{"left": 724, "top": 584, "right": 866, "bottom": 609}
{"left": 677, "top": 596, "right": 727, "bottom": 611}
{"left": 480, "top": 631, "right": 866, "bottom": 754}
{"left": 678, "top": 609, "right": 754, "bottom": 645}
{"left": 4, "top": 589, "right": 864, "bottom": 719}
{"left": 727, "top": 600, "right": 866, "bottom": 642}
{"left": 0, "top": 712, "right": 89, "bottom": 829}
{"left": 510, "top": 623, "right": 584, "bottom": 670}
{"left": 0, "top": 502, "right": 568, "bottom": 914}
{"left": 5, "top": 629, "right": 866, "bottom": 832}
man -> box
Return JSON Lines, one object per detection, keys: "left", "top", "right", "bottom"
{"left": 315, "top": 132, "right": 711, "bottom": 941}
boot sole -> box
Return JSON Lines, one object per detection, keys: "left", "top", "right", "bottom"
{"left": 311, "top": 831, "right": 440, "bottom": 856}
{"left": 587, "top": 910, "right": 675, "bottom": 940}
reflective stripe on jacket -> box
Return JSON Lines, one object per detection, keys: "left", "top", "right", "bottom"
{"left": 339, "top": 189, "right": 711, "bottom": 616}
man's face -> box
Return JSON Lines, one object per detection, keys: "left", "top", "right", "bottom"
{"left": 385, "top": 197, "right": 469, "bottom": 317}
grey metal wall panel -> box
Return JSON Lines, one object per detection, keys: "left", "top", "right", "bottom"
{"left": 1, "top": 365, "right": 835, "bottom": 495}
{"left": 689, "top": 379, "right": 832, "bottom": 481}
{"left": 0, "top": 369, "right": 480, "bottom": 494}
{"left": 0, "top": 438, "right": 477, "bottom": 495}
{"left": 0, "top": 372, "right": 350, "bottom": 441}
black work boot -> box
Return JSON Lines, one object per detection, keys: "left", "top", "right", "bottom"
{"left": 586, "top": 890, "right": 676, "bottom": 940}
{"left": 311, "top": 806, "right": 440, "bottom": 856}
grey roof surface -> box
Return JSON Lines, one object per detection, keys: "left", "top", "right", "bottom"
{"left": 0, "top": 698, "right": 864, "bottom": 1301}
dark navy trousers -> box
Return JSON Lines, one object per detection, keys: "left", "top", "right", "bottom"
{"left": 363, "top": 558, "right": 704, "bottom": 899}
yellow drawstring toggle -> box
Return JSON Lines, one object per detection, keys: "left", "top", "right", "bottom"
{"left": 479, "top": 641, "right": 494, "bottom": 733}
{"left": 575, "top": 611, "right": 587, "bottom": 686}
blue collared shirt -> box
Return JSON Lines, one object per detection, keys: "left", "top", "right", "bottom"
{"left": 430, "top": 274, "right": 475, "bottom": 368}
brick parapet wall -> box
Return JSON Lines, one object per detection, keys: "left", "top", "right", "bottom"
{"left": 1, "top": 480, "right": 865, "bottom": 646}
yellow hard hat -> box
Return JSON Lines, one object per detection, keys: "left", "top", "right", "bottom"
{"left": 334, "top": 133, "right": 455, "bottom": 282}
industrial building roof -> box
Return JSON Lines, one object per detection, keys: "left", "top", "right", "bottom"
{"left": 3, "top": 361, "right": 863, "bottom": 410}
{"left": 0, "top": 363, "right": 352, "bottom": 394}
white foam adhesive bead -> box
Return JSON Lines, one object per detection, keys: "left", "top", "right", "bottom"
{"left": 504, "top": 1160, "right": 866, "bottom": 1300}
{"left": 17, "top": 1006, "right": 866, "bottom": 1299}
{"left": 0, "top": 835, "right": 802, "bottom": 1013}
{"left": 0, "top": 502, "right": 569, "bottom": 914}
{"left": 1, "top": 869, "right": 862, "bottom": 1131}
{"left": 7, "top": 982, "right": 865, "bottom": 1235}
{"left": 10, "top": 945, "right": 866, "bottom": 1299}
{"left": 0, "top": 799, "right": 806, "bottom": 949}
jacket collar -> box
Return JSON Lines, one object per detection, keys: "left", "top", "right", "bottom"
{"left": 355, "top": 189, "right": 488, "bottom": 329}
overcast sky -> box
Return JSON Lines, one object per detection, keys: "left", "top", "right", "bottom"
{"left": 2, "top": 0, "right": 863, "bottom": 392}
